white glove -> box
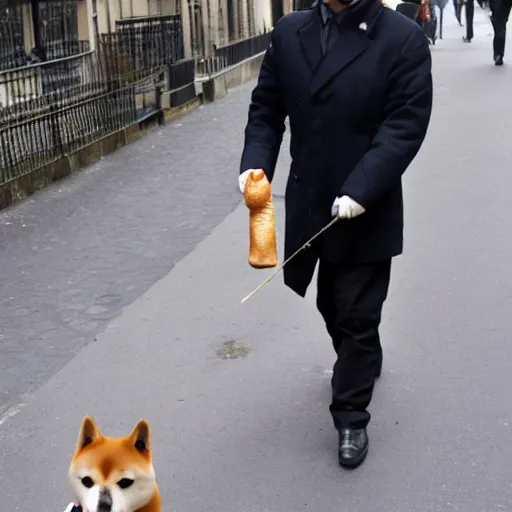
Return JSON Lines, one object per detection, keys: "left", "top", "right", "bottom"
{"left": 331, "top": 195, "right": 366, "bottom": 219}
{"left": 239, "top": 169, "right": 254, "bottom": 194}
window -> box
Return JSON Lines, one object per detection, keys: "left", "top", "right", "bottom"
{"left": 38, "top": 0, "right": 79, "bottom": 60}
{"left": 0, "top": 3, "right": 26, "bottom": 71}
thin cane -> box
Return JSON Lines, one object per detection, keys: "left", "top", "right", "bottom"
{"left": 240, "top": 217, "right": 339, "bottom": 304}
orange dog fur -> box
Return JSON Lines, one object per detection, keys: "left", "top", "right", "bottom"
{"left": 69, "top": 416, "right": 161, "bottom": 512}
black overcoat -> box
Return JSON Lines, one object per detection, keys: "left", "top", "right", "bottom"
{"left": 240, "top": 0, "right": 433, "bottom": 297}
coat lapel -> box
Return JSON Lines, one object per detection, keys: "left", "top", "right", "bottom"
{"left": 305, "top": 0, "right": 383, "bottom": 99}
{"left": 310, "top": 25, "right": 369, "bottom": 99}
{"left": 297, "top": 11, "right": 323, "bottom": 74}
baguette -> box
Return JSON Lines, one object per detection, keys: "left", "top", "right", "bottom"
{"left": 243, "top": 169, "right": 278, "bottom": 269}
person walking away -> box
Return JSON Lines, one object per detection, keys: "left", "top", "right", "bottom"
{"left": 453, "top": 0, "right": 464, "bottom": 24}
{"left": 490, "top": 0, "right": 512, "bottom": 64}
{"left": 463, "top": 0, "right": 475, "bottom": 41}
{"left": 238, "top": 0, "right": 433, "bottom": 468}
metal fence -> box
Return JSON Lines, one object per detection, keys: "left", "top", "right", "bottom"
{"left": 0, "top": 46, "right": 155, "bottom": 181}
{"left": 0, "top": 14, "right": 195, "bottom": 186}
{"left": 0, "top": 41, "right": 94, "bottom": 110}
{"left": 113, "top": 14, "right": 185, "bottom": 69}
{"left": 0, "top": 84, "right": 140, "bottom": 183}
{"left": 0, "top": 0, "right": 83, "bottom": 70}
{"left": 38, "top": 0, "right": 82, "bottom": 61}
{"left": 196, "top": 31, "right": 272, "bottom": 76}
{"left": 0, "top": 1, "right": 25, "bottom": 71}
{"left": 0, "top": 5, "right": 275, "bottom": 187}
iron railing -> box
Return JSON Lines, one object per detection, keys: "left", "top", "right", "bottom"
{"left": 0, "top": 53, "right": 165, "bottom": 183}
{"left": 0, "top": 14, "right": 194, "bottom": 186}
{"left": 115, "top": 14, "right": 185, "bottom": 65}
{"left": 196, "top": 31, "right": 272, "bottom": 76}
{"left": 0, "top": 0, "right": 83, "bottom": 70}
{"left": 0, "top": 1, "right": 25, "bottom": 71}
{"left": 167, "top": 58, "right": 195, "bottom": 91}
{"left": 0, "top": 49, "right": 102, "bottom": 122}
{"left": 38, "top": 0, "right": 81, "bottom": 61}
{"left": 166, "top": 57, "right": 196, "bottom": 106}
{"left": 0, "top": 6, "right": 279, "bottom": 188}
{"left": 0, "top": 83, "right": 145, "bottom": 183}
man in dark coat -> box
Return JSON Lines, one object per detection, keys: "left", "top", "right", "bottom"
{"left": 239, "top": 0, "right": 432, "bottom": 467}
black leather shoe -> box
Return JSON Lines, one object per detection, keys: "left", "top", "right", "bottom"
{"left": 338, "top": 428, "right": 369, "bottom": 468}
{"left": 495, "top": 54, "right": 504, "bottom": 66}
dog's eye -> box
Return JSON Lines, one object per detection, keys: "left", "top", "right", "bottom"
{"left": 81, "top": 476, "right": 94, "bottom": 488}
{"left": 117, "top": 478, "right": 134, "bottom": 489}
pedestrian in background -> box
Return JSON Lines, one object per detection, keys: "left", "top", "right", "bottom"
{"left": 463, "top": 0, "right": 475, "bottom": 41}
{"left": 453, "top": 0, "right": 464, "bottom": 24}
{"left": 239, "top": 0, "right": 432, "bottom": 467}
{"left": 490, "top": 0, "right": 512, "bottom": 64}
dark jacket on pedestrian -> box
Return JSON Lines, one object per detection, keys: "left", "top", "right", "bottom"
{"left": 240, "top": 0, "right": 433, "bottom": 297}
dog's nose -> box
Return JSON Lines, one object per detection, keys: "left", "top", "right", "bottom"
{"left": 97, "top": 488, "right": 113, "bottom": 512}
{"left": 97, "top": 500, "right": 112, "bottom": 512}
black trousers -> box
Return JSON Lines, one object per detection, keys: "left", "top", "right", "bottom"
{"left": 491, "top": 0, "right": 512, "bottom": 56}
{"left": 317, "top": 259, "right": 392, "bottom": 430}
{"left": 454, "top": 0, "right": 463, "bottom": 24}
{"left": 465, "top": 0, "right": 475, "bottom": 39}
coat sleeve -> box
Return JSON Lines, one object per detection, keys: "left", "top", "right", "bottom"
{"left": 339, "top": 26, "right": 433, "bottom": 208}
{"left": 239, "top": 29, "right": 287, "bottom": 182}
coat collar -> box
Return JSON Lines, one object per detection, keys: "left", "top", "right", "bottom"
{"left": 297, "top": 0, "right": 383, "bottom": 98}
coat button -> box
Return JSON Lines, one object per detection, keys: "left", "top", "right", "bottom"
{"left": 296, "top": 101, "right": 303, "bottom": 107}
{"left": 312, "top": 118, "right": 322, "bottom": 132}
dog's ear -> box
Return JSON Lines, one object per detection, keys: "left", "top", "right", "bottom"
{"left": 129, "top": 419, "right": 151, "bottom": 457}
{"left": 75, "top": 415, "right": 101, "bottom": 454}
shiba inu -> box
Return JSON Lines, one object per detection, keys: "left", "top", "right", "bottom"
{"left": 67, "top": 415, "right": 161, "bottom": 512}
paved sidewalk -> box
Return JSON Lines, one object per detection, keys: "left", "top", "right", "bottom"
{"left": 0, "top": 82, "right": 250, "bottom": 415}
